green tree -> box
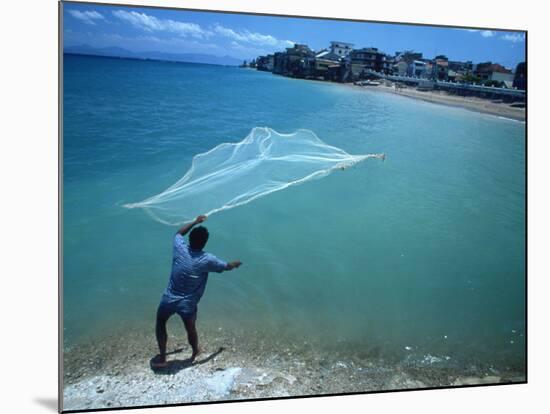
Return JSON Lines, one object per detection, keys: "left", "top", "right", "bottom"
{"left": 461, "top": 73, "right": 482, "bottom": 84}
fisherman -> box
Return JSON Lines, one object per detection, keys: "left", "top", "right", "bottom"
{"left": 151, "top": 215, "right": 242, "bottom": 368}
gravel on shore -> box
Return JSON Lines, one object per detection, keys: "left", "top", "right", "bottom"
{"left": 62, "top": 326, "right": 526, "bottom": 411}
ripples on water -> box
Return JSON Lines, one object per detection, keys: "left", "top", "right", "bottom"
{"left": 63, "top": 55, "right": 525, "bottom": 370}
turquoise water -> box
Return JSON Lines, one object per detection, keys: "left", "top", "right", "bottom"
{"left": 63, "top": 54, "right": 525, "bottom": 368}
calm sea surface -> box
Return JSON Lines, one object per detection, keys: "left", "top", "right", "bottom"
{"left": 63, "top": 54, "right": 525, "bottom": 368}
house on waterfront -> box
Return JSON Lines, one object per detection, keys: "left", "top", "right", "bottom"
{"left": 447, "top": 69, "right": 459, "bottom": 82}
{"left": 445, "top": 60, "right": 473, "bottom": 82}
{"left": 249, "top": 38, "right": 525, "bottom": 96}
{"left": 349, "top": 47, "right": 386, "bottom": 78}
{"left": 396, "top": 50, "right": 423, "bottom": 63}
{"left": 272, "top": 44, "right": 315, "bottom": 77}
{"left": 432, "top": 55, "right": 449, "bottom": 81}
{"left": 474, "top": 62, "right": 514, "bottom": 84}
{"left": 300, "top": 53, "right": 339, "bottom": 80}
{"left": 284, "top": 44, "right": 315, "bottom": 77}
{"left": 408, "top": 60, "right": 428, "bottom": 78}
{"left": 449, "top": 60, "right": 473, "bottom": 74}
{"left": 394, "top": 60, "right": 408, "bottom": 76}
{"left": 296, "top": 41, "right": 355, "bottom": 81}
{"left": 328, "top": 41, "right": 354, "bottom": 58}
{"left": 273, "top": 52, "right": 285, "bottom": 75}
{"left": 383, "top": 55, "right": 396, "bottom": 74}
{"left": 392, "top": 51, "right": 424, "bottom": 76}
{"left": 490, "top": 71, "right": 515, "bottom": 86}
{"left": 256, "top": 54, "right": 274, "bottom": 72}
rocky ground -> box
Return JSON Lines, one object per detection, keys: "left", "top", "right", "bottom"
{"left": 62, "top": 327, "right": 526, "bottom": 411}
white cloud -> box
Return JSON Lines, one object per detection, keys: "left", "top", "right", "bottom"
{"left": 109, "top": 10, "right": 293, "bottom": 51}
{"left": 462, "top": 28, "right": 525, "bottom": 45}
{"left": 501, "top": 33, "right": 526, "bottom": 43}
{"left": 64, "top": 30, "right": 221, "bottom": 55}
{"left": 460, "top": 29, "right": 495, "bottom": 38}
{"left": 68, "top": 10, "right": 105, "bottom": 26}
{"left": 480, "top": 30, "right": 495, "bottom": 38}
{"left": 138, "top": 35, "right": 219, "bottom": 50}
{"left": 214, "top": 24, "right": 293, "bottom": 49}
{"left": 112, "top": 10, "right": 212, "bottom": 39}
{"left": 230, "top": 41, "right": 245, "bottom": 50}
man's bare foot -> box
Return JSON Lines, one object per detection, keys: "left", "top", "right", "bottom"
{"left": 190, "top": 348, "right": 203, "bottom": 362}
{"left": 151, "top": 354, "right": 168, "bottom": 369}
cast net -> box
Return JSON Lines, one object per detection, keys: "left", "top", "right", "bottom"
{"left": 124, "top": 127, "right": 385, "bottom": 224}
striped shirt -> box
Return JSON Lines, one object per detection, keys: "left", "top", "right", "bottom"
{"left": 162, "top": 233, "right": 227, "bottom": 313}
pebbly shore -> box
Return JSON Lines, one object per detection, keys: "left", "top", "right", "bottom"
{"left": 62, "top": 325, "right": 525, "bottom": 411}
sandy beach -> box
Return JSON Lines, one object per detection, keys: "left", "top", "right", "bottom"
{"left": 62, "top": 325, "right": 525, "bottom": 411}
{"left": 346, "top": 82, "right": 526, "bottom": 122}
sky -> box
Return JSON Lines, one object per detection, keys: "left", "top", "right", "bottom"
{"left": 63, "top": 2, "right": 526, "bottom": 69}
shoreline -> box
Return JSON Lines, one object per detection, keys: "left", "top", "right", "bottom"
{"left": 343, "top": 82, "right": 526, "bottom": 122}
{"left": 63, "top": 326, "right": 526, "bottom": 411}
{"left": 263, "top": 71, "right": 526, "bottom": 122}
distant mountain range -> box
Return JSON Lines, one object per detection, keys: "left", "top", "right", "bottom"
{"left": 64, "top": 44, "right": 243, "bottom": 66}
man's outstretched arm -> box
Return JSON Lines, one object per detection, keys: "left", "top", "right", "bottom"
{"left": 177, "top": 215, "right": 206, "bottom": 236}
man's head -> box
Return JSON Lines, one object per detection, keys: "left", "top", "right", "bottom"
{"left": 189, "top": 226, "right": 209, "bottom": 250}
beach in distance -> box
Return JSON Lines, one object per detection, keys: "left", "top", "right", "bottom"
{"left": 247, "top": 65, "right": 525, "bottom": 121}
{"left": 62, "top": 54, "right": 526, "bottom": 410}
{"left": 346, "top": 82, "right": 525, "bottom": 121}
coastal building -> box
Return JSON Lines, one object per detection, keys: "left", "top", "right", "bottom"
{"left": 273, "top": 52, "right": 286, "bottom": 75}
{"left": 349, "top": 47, "right": 386, "bottom": 73}
{"left": 267, "top": 55, "right": 274, "bottom": 71}
{"left": 394, "top": 60, "right": 408, "bottom": 76}
{"left": 293, "top": 41, "right": 355, "bottom": 81}
{"left": 395, "top": 50, "right": 423, "bottom": 64}
{"left": 301, "top": 45, "right": 343, "bottom": 79}
{"left": 490, "top": 71, "right": 515, "bottom": 85}
{"left": 250, "top": 39, "right": 525, "bottom": 97}
{"left": 513, "top": 62, "right": 526, "bottom": 90}
{"left": 256, "top": 54, "right": 274, "bottom": 72}
{"left": 408, "top": 60, "right": 428, "bottom": 78}
{"left": 383, "top": 55, "right": 396, "bottom": 74}
{"left": 315, "top": 48, "right": 341, "bottom": 62}
{"left": 424, "top": 60, "right": 434, "bottom": 78}
{"left": 449, "top": 60, "right": 473, "bottom": 74}
{"left": 272, "top": 44, "right": 315, "bottom": 77}
{"left": 447, "top": 69, "right": 459, "bottom": 82}
{"left": 326, "top": 62, "right": 349, "bottom": 82}
{"left": 444, "top": 60, "right": 473, "bottom": 82}
{"left": 474, "top": 62, "right": 512, "bottom": 81}
{"left": 285, "top": 44, "right": 316, "bottom": 77}
{"left": 432, "top": 55, "right": 449, "bottom": 81}
{"left": 300, "top": 54, "right": 340, "bottom": 80}
{"left": 329, "top": 41, "right": 354, "bottom": 58}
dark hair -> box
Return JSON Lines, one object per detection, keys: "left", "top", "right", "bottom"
{"left": 189, "top": 226, "right": 209, "bottom": 250}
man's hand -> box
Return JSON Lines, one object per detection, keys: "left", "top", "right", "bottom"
{"left": 225, "top": 260, "right": 242, "bottom": 271}
{"left": 177, "top": 214, "right": 207, "bottom": 236}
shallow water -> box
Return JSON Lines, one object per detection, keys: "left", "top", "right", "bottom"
{"left": 63, "top": 54, "right": 525, "bottom": 370}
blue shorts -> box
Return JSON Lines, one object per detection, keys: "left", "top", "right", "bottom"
{"left": 157, "top": 297, "right": 197, "bottom": 321}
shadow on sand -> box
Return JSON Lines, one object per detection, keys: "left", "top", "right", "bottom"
{"left": 150, "top": 347, "right": 224, "bottom": 375}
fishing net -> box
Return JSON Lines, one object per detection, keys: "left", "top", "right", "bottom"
{"left": 124, "top": 127, "right": 385, "bottom": 224}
